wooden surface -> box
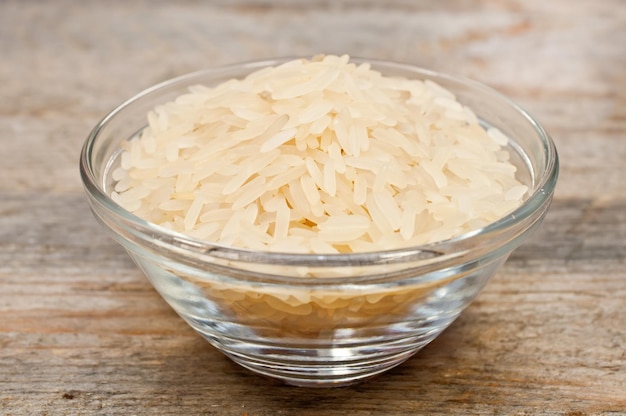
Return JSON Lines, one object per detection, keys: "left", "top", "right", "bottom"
{"left": 1, "top": 0, "right": 625, "bottom": 414}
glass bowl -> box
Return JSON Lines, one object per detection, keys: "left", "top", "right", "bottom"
{"left": 79, "top": 58, "right": 558, "bottom": 387}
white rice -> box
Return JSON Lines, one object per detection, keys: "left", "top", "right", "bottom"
{"left": 111, "top": 55, "right": 528, "bottom": 253}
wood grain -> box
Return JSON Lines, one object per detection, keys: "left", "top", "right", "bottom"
{"left": 1, "top": 0, "right": 625, "bottom": 414}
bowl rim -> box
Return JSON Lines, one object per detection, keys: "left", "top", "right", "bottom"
{"left": 80, "top": 56, "right": 559, "bottom": 267}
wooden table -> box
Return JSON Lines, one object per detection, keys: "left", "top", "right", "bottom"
{"left": 2, "top": 1, "right": 625, "bottom": 414}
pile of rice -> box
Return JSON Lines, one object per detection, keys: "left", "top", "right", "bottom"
{"left": 112, "top": 54, "right": 527, "bottom": 254}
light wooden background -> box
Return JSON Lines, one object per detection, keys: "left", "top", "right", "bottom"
{"left": 1, "top": 0, "right": 625, "bottom": 414}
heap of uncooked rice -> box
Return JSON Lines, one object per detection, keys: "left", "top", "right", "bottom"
{"left": 111, "top": 54, "right": 528, "bottom": 253}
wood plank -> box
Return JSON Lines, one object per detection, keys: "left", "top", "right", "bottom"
{"left": 1, "top": 0, "right": 625, "bottom": 413}
{"left": 1, "top": 193, "right": 624, "bottom": 414}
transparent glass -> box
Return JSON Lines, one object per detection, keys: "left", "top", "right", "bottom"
{"left": 80, "top": 59, "right": 558, "bottom": 387}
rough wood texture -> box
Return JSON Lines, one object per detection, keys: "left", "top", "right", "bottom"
{"left": 1, "top": 0, "right": 625, "bottom": 414}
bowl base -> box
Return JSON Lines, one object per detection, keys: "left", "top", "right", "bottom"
{"left": 194, "top": 324, "right": 447, "bottom": 387}
{"left": 227, "top": 349, "right": 417, "bottom": 388}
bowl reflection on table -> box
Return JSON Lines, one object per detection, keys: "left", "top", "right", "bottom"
{"left": 79, "top": 58, "right": 558, "bottom": 387}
